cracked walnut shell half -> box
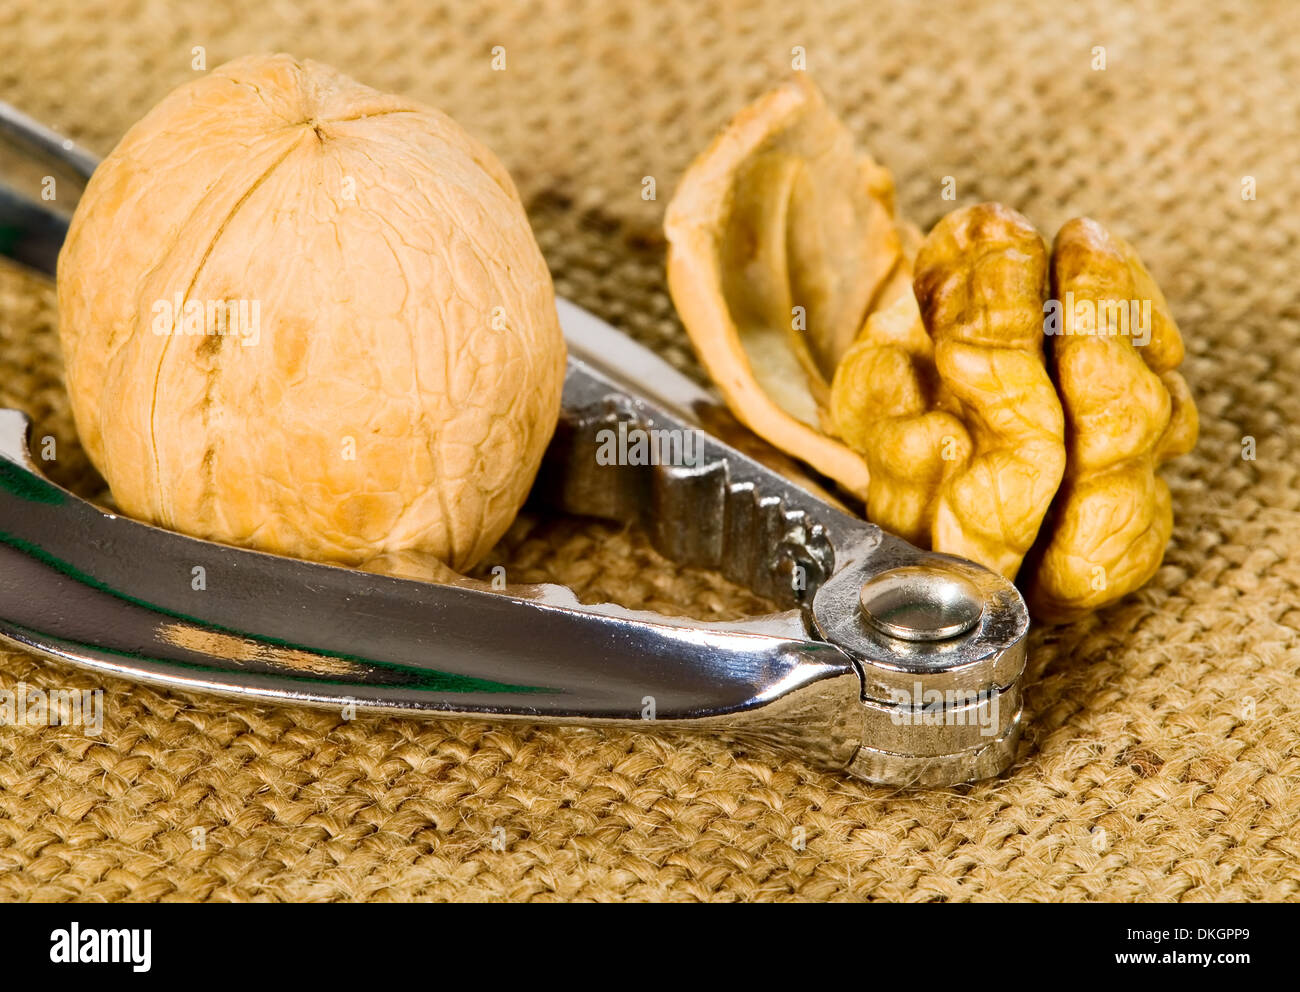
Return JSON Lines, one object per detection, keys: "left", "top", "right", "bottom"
{"left": 664, "top": 76, "right": 918, "bottom": 502}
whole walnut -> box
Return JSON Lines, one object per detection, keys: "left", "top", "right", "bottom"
{"left": 57, "top": 54, "right": 566, "bottom": 574}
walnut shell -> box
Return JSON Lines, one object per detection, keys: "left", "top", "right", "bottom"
{"left": 57, "top": 54, "right": 566, "bottom": 574}
{"left": 664, "top": 76, "right": 916, "bottom": 500}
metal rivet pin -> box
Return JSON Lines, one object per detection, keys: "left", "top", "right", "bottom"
{"left": 858, "top": 564, "right": 984, "bottom": 642}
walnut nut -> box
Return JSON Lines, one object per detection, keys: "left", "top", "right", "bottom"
{"left": 57, "top": 54, "right": 566, "bottom": 575}
{"left": 667, "top": 80, "right": 1198, "bottom": 622}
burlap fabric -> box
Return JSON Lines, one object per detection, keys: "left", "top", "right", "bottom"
{"left": 1, "top": 0, "right": 1297, "bottom": 902}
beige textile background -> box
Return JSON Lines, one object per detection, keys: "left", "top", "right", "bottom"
{"left": 1, "top": 0, "right": 1298, "bottom": 901}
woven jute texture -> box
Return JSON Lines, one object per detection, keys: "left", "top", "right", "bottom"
{"left": 1, "top": 0, "right": 1298, "bottom": 902}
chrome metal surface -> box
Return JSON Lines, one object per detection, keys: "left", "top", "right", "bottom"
{"left": 847, "top": 707, "right": 1024, "bottom": 788}
{"left": 0, "top": 103, "right": 1032, "bottom": 786}
{"left": 0, "top": 102, "right": 98, "bottom": 180}
{"left": 859, "top": 564, "right": 984, "bottom": 641}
